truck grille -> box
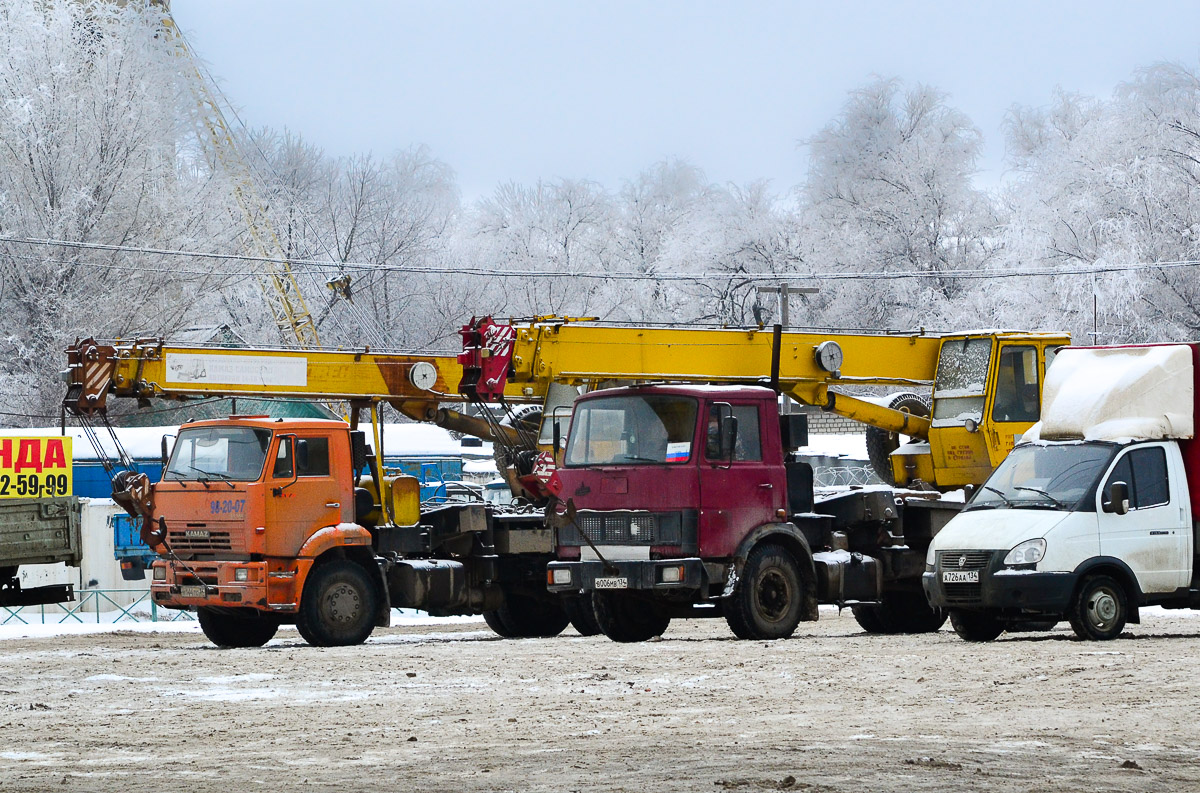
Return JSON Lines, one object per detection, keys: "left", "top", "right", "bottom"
{"left": 559, "top": 510, "right": 691, "bottom": 547}
{"left": 167, "top": 529, "right": 233, "bottom": 552}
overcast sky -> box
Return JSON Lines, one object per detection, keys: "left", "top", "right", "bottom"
{"left": 170, "top": 1, "right": 1200, "bottom": 200}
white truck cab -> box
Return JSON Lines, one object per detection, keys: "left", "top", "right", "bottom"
{"left": 924, "top": 343, "right": 1200, "bottom": 641}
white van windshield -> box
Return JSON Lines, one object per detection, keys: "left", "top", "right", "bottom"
{"left": 966, "top": 442, "right": 1117, "bottom": 512}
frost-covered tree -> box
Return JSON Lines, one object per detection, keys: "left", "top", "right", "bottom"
{"left": 0, "top": 0, "right": 239, "bottom": 423}
{"left": 800, "top": 79, "right": 995, "bottom": 329}
{"left": 469, "top": 178, "right": 616, "bottom": 318}
{"left": 1001, "top": 65, "right": 1200, "bottom": 342}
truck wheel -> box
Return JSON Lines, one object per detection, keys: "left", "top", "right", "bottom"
{"left": 483, "top": 591, "right": 569, "bottom": 638}
{"left": 197, "top": 607, "right": 280, "bottom": 648}
{"left": 482, "top": 609, "right": 517, "bottom": 638}
{"left": 852, "top": 592, "right": 947, "bottom": 634}
{"left": 592, "top": 591, "right": 670, "bottom": 642}
{"left": 724, "top": 543, "right": 805, "bottom": 640}
{"left": 296, "top": 560, "right": 378, "bottom": 647}
{"left": 562, "top": 594, "right": 602, "bottom": 636}
{"left": 1068, "top": 574, "right": 1127, "bottom": 641}
{"left": 865, "top": 393, "right": 930, "bottom": 485}
{"left": 949, "top": 609, "right": 1004, "bottom": 642}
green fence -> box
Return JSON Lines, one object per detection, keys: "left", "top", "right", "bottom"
{"left": 0, "top": 589, "right": 196, "bottom": 625}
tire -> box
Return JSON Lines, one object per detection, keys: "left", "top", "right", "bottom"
{"left": 1068, "top": 574, "right": 1128, "bottom": 641}
{"left": 482, "top": 609, "right": 516, "bottom": 638}
{"left": 852, "top": 591, "right": 947, "bottom": 634}
{"left": 865, "top": 393, "right": 931, "bottom": 485}
{"left": 483, "top": 590, "right": 569, "bottom": 638}
{"left": 592, "top": 591, "right": 670, "bottom": 643}
{"left": 562, "top": 594, "right": 602, "bottom": 636}
{"left": 949, "top": 609, "right": 1005, "bottom": 642}
{"left": 296, "top": 560, "right": 379, "bottom": 647}
{"left": 851, "top": 604, "right": 887, "bottom": 633}
{"left": 197, "top": 607, "right": 279, "bottom": 648}
{"left": 724, "top": 543, "right": 805, "bottom": 640}
{"left": 491, "top": 405, "right": 544, "bottom": 500}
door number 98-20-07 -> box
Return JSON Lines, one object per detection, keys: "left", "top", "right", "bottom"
{"left": 210, "top": 499, "right": 247, "bottom": 515}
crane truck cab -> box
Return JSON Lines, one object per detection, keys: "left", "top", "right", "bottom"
{"left": 925, "top": 343, "right": 1200, "bottom": 641}
{"left": 148, "top": 415, "right": 558, "bottom": 648}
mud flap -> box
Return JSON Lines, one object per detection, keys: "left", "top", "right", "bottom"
{"left": 372, "top": 557, "right": 392, "bottom": 628}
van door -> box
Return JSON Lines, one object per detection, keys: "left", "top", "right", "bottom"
{"left": 1096, "top": 443, "right": 1190, "bottom": 594}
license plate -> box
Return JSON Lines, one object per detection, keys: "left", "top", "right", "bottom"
{"left": 180, "top": 584, "right": 207, "bottom": 599}
{"left": 593, "top": 577, "right": 629, "bottom": 589}
{"left": 942, "top": 570, "right": 979, "bottom": 584}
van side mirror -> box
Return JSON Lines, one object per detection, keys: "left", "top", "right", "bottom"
{"left": 1102, "top": 481, "right": 1130, "bottom": 515}
{"left": 964, "top": 483, "right": 976, "bottom": 499}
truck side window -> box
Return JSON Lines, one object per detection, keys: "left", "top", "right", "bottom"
{"left": 273, "top": 437, "right": 293, "bottom": 479}
{"left": 992, "top": 345, "right": 1039, "bottom": 423}
{"left": 705, "top": 405, "right": 761, "bottom": 462}
{"left": 1104, "top": 447, "right": 1169, "bottom": 509}
{"left": 297, "top": 437, "right": 330, "bottom": 477}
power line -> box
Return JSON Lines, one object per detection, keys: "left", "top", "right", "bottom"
{"left": 2, "top": 234, "right": 1199, "bottom": 282}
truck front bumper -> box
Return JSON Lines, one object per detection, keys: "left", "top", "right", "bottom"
{"left": 151, "top": 560, "right": 299, "bottom": 613}
{"left": 547, "top": 558, "right": 707, "bottom": 594}
{"left": 923, "top": 567, "right": 1076, "bottom": 613}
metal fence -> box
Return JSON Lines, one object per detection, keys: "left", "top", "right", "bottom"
{"left": 813, "top": 465, "right": 882, "bottom": 488}
{"left": 0, "top": 589, "right": 195, "bottom": 626}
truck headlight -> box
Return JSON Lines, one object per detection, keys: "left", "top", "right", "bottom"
{"left": 1003, "top": 538, "right": 1046, "bottom": 566}
{"left": 659, "top": 564, "right": 685, "bottom": 584}
{"left": 549, "top": 568, "right": 572, "bottom": 586}
{"left": 152, "top": 565, "right": 166, "bottom": 581}
{"left": 234, "top": 568, "right": 249, "bottom": 582}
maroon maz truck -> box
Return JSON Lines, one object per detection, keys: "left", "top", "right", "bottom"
{"left": 545, "top": 384, "right": 958, "bottom": 642}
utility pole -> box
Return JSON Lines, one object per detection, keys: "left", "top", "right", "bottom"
{"left": 756, "top": 283, "right": 817, "bottom": 415}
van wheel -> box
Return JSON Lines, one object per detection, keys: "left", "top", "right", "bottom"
{"left": 725, "top": 543, "right": 805, "bottom": 640}
{"left": 197, "top": 607, "right": 279, "bottom": 648}
{"left": 949, "top": 609, "right": 1004, "bottom": 642}
{"left": 592, "top": 591, "right": 670, "bottom": 642}
{"left": 1068, "top": 575, "right": 1127, "bottom": 640}
{"left": 296, "top": 560, "right": 378, "bottom": 646}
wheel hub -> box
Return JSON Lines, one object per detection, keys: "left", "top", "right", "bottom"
{"left": 1089, "top": 590, "right": 1118, "bottom": 627}
{"left": 326, "top": 583, "right": 362, "bottom": 624}
{"left": 755, "top": 568, "right": 791, "bottom": 622}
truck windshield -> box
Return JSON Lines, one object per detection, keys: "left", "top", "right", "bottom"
{"left": 965, "top": 442, "right": 1117, "bottom": 512}
{"left": 164, "top": 426, "right": 272, "bottom": 482}
{"left": 931, "top": 337, "right": 991, "bottom": 427}
{"left": 565, "top": 395, "right": 698, "bottom": 466}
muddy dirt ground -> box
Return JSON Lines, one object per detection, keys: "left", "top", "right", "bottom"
{"left": 2, "top": 608, "right": 1199, "bottom": 792}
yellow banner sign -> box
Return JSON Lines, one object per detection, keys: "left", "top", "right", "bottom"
{"left": 0, "top": 437, "right": 73, "bottom": 499}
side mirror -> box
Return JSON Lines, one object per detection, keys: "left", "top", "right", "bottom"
{"left": 720, "top": 415, "right": 739, "bottom": 464}
{"left": 296, "top": 439, "right": 310, "bottom": 474}
{"left": 964, "top": 483, "right": 976, "bottom": 499}
{"left": 160, "top": 434, "right": 175, "bottom": 469}
{"left": 1102, "top": 480, "right": 1130, "bottom": 515}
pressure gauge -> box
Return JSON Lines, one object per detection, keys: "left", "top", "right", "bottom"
{"left": 814, "top": 341, "right": 843, "bottom": 373}
{"left": 409, "top": 362, "right": 438, "bottom": 390}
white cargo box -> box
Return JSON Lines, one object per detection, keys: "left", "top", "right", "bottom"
{"left": 1025, "top": 344, "right": 1195, "bottom": 442}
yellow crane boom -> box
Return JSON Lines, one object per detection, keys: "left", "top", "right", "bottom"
{"left": 63, "top": 338, "right": 537, "bottom": 443}
{"left": 459, "top": 317, "right": 1071, "bottom": 488}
